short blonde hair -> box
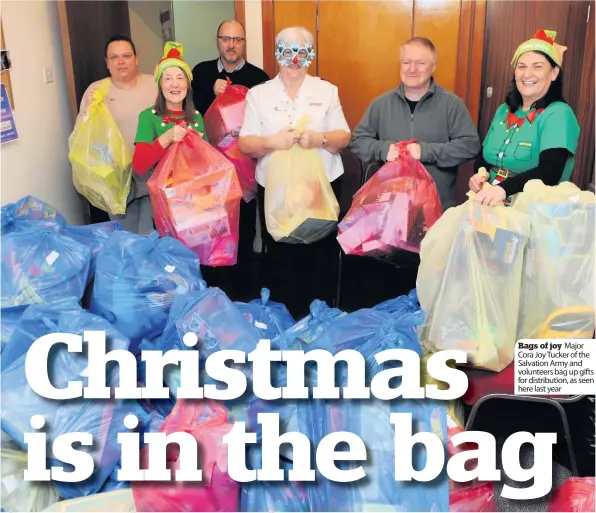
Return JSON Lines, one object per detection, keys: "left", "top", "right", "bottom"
{"left": 399, "top": 37, "right": 437, "bottom": 63}
{"left": 275, "top": 26, "right": 314, "bottom": 46}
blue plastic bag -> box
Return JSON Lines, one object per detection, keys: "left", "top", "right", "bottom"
{"left": 1, "top": 196, "right": 67, "bottom": 234}
{"left": 1, "top": 297, "right": 82, "bottom": 371}
{"left": 0, "top": 306, "right": 27, "bottom": 353}
{"left": 298, "top": 397, "right": 448, "bottom": 512}
{"left": 235, "top": 288, "right": 295, "bottom": 341}
{"left": 0, "top": 307, "right": 147, "bottom": 499}
{"left": 90, "top": 231, "right": 205, "bottom": 347}
{"left": 149, "top": 287, "right": 261, "bottom": 399}
{"left": 274, "top": 299, "right": 346, "bottom": 351}
{"left": 1, "top": 230, "right": 90, "bottom": 309}
{"left": 374, "top": 288, "right": 420, "bottom": 316}
{"left": 241, "top": 446, "right": 309, "bottom": 512}
{"left": 58, "top": 222, "right": 121, "bottom": 282}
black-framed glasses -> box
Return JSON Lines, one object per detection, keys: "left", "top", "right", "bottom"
{"left": 218, "top": 36, "right": 245, "bottom": 44}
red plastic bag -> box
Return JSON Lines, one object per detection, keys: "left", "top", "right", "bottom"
{"left": 148, "top": 131, "right": 242, "bottom": 266}
{"left": 132, "top": 400, "right": 240, "bottom": 512}
{"left": 218, "top": 138, "right": 257, "bottom": 203}
{"left": 204, "top": 83, "right": 249, "bottom": 146}
{"left": 337, "top": 140, "right": 442, "bottom": 256}
{"left": 549, "top": 477, "right": 595, "bottom": 512}
{"left": 450, "top": 483, "right": 496, "bottom": 512}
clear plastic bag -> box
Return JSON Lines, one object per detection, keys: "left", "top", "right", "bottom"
{"left": 41, "top": 489, "right": 136, "bottom": 512}
{"left": 148, "top": 131, "right": 243, "bottom": 266}
{"left": 418, "top": 200, "right": 530, "bottom": 371}
{"left": 90, "top": 231, "right": 205, "bottom": 347}
{"left": 69, "top": 80, "right": 132, "bottom": 215}
{"left": 512, "top": 180, "right": 595, "bottom": 339}
{"left": 338, "top": 143, "right": 442, "bottom": 256}
{"left": 265, "top": 116, "right": 339, "bottom": 244}
{"left": 132, "top": 400, "right": 240, "bottom": 512}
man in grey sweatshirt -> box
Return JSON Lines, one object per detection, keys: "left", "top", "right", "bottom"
{"left": 349, "top": 37, "right": 481, "bottom": 210}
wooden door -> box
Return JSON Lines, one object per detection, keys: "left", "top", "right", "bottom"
{"left": 58, "top": 0, "right": 131, "bottom": 125}
{"left": 273, "top": 0, "right": 317, "bottom": 76}
{"left": 317, "top": 1, "right": 414, "bottom": 129}
{"left": 478, "top": 0, "right": 593, "bottom": 188}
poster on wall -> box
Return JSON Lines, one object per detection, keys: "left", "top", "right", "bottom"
{"left": 1, "top": 83, "right": 18, "bottom": 144}
{"left": 160, "top": 9, "right": 174, "bottom": 45}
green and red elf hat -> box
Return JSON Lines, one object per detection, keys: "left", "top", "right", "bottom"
{"left": 511, "top": 30, "right": 567, "bottom": 68}
{"left": 154, "top": 41, "right": 193, "bottom": 84}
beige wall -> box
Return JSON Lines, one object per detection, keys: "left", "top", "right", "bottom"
{"left": 245, "top": 0, "right": 264, "bottom": 68}
{"left": 172, "top": 0, "right": 235, "bottom": 70}
{"left": 1, "top": 0, "right": 83, "bottom": 224}
{"left": 129, "top": 0, "right": 172, "bottom": 75}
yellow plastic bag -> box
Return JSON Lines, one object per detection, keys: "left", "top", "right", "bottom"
{"left": 418, "top": 196, "right": 530, "bottom": 372}
{"left": 1, "top": 433, "right": 60, "bottom": 512}
{"left": 68, "top": 79, "right": 132, "bottom": 215}
{"left": 512, "top": 180, "right": 595, "bottom": 339}
{"left": 265, "top": 116, "right": 339, "bottom": 243}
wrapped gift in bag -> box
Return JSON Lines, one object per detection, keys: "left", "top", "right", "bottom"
{"left": 338, "top": 141, "right": 442, "bottom": 255}
{"left": 91, "top": 231, "right": 205, "bottom": 346}
{"left": 265, "top": 116, "right": 339, "bottom": 244}
{"left": 203, "top": 81, "right": 249, "bottom": 146}
{"left": 217, "top": 137, "right": 257, "bottom": 203}
{"left": 235, "top": 287, "right": 295, "bottom": 341}
{"left": 0, "top": 306, "right": 147, "bottom": 499}
{"left": 1, "top": 229, "right": 90, "bottom": 309}
{"left": 148, "top": 131, "right": 242, "bottom": 266}
{"left": 68, "top": 79, "right": 132, "bottom": 215}
{"left": 418, "top": 199, "right": 530, "bottom": 371}
{"left": 512, "top": 180, "right": 595, "bottom": 340}
{"left": 132, "top": 400, "right": 240, "bottom": 512}
{"left": 1, "top": 196, "right": 67, "bottom": 234}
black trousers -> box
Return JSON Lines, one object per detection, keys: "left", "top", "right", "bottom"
{"left": 200, "top": 198, "right": 259, "bottom": 301}
{"left": 257, "top": 176, "right": 343, "bottom": 319}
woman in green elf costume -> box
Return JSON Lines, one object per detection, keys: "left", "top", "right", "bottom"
{"left": 470, "top": 30, "right": 580, "bottom": 206}
{"left": 132, "top": 42, "right": 206, "bottom": 176}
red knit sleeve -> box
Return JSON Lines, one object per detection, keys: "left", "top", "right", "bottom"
{"left": 133, "top": 140, "right": 168, "bottom": 175}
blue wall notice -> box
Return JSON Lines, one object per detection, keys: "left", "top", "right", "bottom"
{"left": 1, "top": 84, "right": 18, "bottom": 144}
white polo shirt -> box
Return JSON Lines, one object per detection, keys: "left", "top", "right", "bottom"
{"left": 239, "top": 73, "right": 351, "bottom": 187}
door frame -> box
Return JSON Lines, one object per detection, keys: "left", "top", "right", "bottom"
{"left": 258, "top": 0, "right": 486, "bottom": 126}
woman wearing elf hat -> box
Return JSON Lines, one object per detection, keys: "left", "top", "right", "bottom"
{"left": 470, "top": 30, "right": 580, "bottom": 205}
{"left": 132, "top": 42, "right": 206, "bottom": 177}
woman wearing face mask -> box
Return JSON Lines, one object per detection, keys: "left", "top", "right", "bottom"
{"left": 132, "top": 42, "right": 206, "bottom": 180}
{"left": 470, "top": 30, "right": 580, "bottom": 206}
{"left": 238, "top": 26, "right": 351, "bottom": 317}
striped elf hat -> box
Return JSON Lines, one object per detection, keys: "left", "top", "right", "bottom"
{"left": 154, "top": 41, "right": 193, "bottom": 84}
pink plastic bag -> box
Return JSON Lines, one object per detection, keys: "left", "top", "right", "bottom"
{"left": 204, "top": 83, "right": 249, "bottom": 146}
{"left": 337, "top": 141, "right": 442, "bottom": 256}
{"left": 549, "top": 477, "right": 595, "bottom": 512}
{"left": 450, "top": 483, "right": 496, "bottom": 512}
{"left": 147, "top": 131, "right": 242, "bottom": 266}
{"left": 132, "top": 400, "right": 240, "bottom": 512}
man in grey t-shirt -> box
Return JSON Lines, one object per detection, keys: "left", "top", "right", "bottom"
{"left": 349, "top": 37, "right": 480, "bottom": 209}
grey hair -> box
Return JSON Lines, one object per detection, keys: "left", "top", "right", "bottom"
{"left": 399, "top": 37, "right": 437, "bottom": 63}
{"left": 275, "top": 26, "right": 314, "bottom": 46}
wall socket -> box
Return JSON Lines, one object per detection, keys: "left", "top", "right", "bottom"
{"left": 43, "top": 67, "right": 54, "bottom": 83}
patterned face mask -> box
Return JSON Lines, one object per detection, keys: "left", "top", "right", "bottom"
{"left": 275, "top": 40, "right": 316, "bottom": 68}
